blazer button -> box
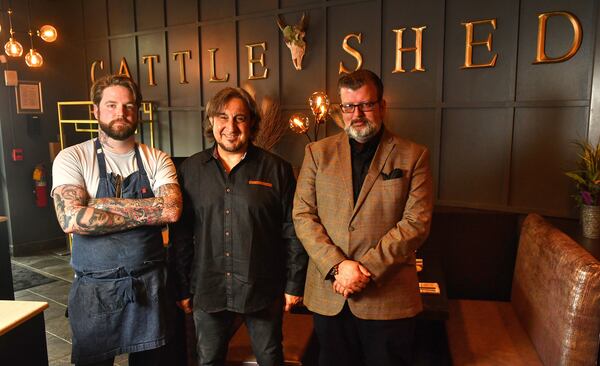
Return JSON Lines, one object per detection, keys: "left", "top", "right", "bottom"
{"left": 348, "top": 226, "right": 355, "bottom": 232}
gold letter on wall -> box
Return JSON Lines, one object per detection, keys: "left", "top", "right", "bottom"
{"left": 118, "top": 57, "right": 132, "bottom": 78}
{"left": 393, "top": 26, "right": 426, "bottom": 73}
{"left": 461, "top": 19, "right": 498, "bottom": 69}
{"left": 142, "top": 55, "right": 159, "bottom": 86}
{"left": 90, "top": 60, "right": 104, "bottom": 83}
{"left": 246, "top": 42, "right": 268, "bottom": 80}
{"left": 339, "top": 33, "right": 363, "bottom": 74}
{"left": 172, "top": 50, "right": 191, "bottom": 84}
{"left": 534, "top": 11, "right": 582, "bottom": 64}
{"left": 208, "top": 48, "right": 230, "bottom": 82}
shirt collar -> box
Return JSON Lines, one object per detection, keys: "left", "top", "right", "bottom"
{"left": 204, "top": 143, "right": 253, "bottom": 163}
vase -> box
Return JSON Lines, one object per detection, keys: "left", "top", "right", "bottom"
{"left": 581, "top": 204, "right": 600, "bottom": 239}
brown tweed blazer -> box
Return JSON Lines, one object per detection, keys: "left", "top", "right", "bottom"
{"left": 293, "top": 129, "right": 433, "bottom": 320}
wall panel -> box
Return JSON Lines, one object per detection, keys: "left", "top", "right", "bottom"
{"left": 83, "top": 1, "right": 108, "bottom": 38}
{"left": 136, "top": 0, "right": 165, "bottom": 31}
{"left": 200, "top": 22, "right": 238, "bottom": 104}
{"left": 510, "top": 107, "right": 588, "bottom": 214}
{"left": 168, "top": 26, "right": 201, "bottom": 108}
{"left": 382, "top": 0, "right": 444, "bottom": 105}
{"left": 279, "top": 10, "right": 326, "bottom": 105}
{"left": 138, "top": 33, "right": 169, "bottom": 105}
{"left": 516, "top": 0, "right": 595, "bottom": 101}
{"left": 110, "top": 37, "right": 138, "bottom": 82}
{"left": 166, "top": 0, "right": 198, "bottom": 26}
{"left": 238, "top": 17, "right": 279, "bottom": 98}
{"left": 326, "top": 2, "right": 381, "bottom": 98}
{"left": 439, "top": 109, "right": 513, "bottom": 205}
{"left": 71, "top": 0, "right": 600, "bottom": 218}
{"left": 443, "top": 0, "right": 519, "bottom": 102}
{"left": 107, "top": 0, "right": 135, "bottom": 35}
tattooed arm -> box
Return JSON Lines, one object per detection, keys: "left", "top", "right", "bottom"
{"left": 53, "top": 184, "right": 142, "bottom": 235}
{"left": 88, "top": 183, "right": 182, "bottom": 225}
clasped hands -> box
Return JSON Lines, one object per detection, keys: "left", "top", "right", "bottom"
{"left": 332, "top": 260, "right": 371, "bottom": 298}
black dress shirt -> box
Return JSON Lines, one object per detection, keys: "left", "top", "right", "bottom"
{"left": 171, "top": 144, "right": 307, "bottom": 314}
{"left": 349, "top": 129, "right": 383, "bottom": 203}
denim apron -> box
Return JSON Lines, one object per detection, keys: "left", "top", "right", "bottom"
{"left": 69, "top": 139, "right": 171, "bottom": 364}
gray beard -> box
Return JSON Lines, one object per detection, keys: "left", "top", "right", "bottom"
{"left": 344, "top": 118, "right": 381, "bottom": 143}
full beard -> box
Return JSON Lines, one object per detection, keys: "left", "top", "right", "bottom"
{"left": 99, "top": 118, "right": 137, "bottom": 141}
{"left": 344, "top": 117, "right": 380, "bottom": 143}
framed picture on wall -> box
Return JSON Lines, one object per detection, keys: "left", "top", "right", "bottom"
{"left": 15, "top": 81, "right": 43, "bottom": 114}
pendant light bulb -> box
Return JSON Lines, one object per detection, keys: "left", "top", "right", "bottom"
{"left": 4, "top": 37, "right": 23, "bottom": 57}
{"left": 25, "top": 48, "right": 43, "bottom": 67}
{"left": 38, "top": 25, "right": 57, "bottom": 43}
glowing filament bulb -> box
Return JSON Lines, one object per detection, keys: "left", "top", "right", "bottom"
{"left": 4, "top": 38, "right": 23, "bottom": 57}
{"left": 289, "top": 113, "right": 310, "bottom": 134}
{"left": 38, "top": 25, "right": 58, "bottom": 43}
{"left": 25, "top": 49, "right": 44, "bottom": 67}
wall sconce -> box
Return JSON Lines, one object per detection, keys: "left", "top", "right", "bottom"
{"left": 1, "top": 3, "right": 58, "bottom": 68}
{"left": 289, "top": 91, "right": 330, "bottom": 142}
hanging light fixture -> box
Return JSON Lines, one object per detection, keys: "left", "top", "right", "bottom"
{"left": 0, "top": 1, "right": 57, "bottom": 67}
{"left": 24, "top": 0, "right": 43, "bottom": 68}
{"left": 4, "top": 9, "right": 23, "bottom": 57}
{"left": 37, "top": 24, "right": 57, "bottom": 43}
{"left": 25, "top": 31, "right": 42, "bottom": 67}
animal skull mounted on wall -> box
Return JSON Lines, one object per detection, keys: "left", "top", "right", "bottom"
{"left": 276, "top": 13, "right": 309, "bottom": 71}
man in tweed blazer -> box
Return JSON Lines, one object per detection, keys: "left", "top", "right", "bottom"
{"left": 293, "top": 69, "right": 433, "bottom": 366}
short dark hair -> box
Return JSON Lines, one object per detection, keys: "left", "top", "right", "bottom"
{"left": 204, "top": 87, "right": 261, "bottom": 139}
{"left": 337, "top": 69, "right": 384, "bottom": 100}
{"left": 90, "top": 74, "right": 142, "bottom": 106}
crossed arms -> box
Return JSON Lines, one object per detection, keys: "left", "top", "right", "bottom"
{"left": 53, "top": 183, "right": 182, "bottom": 235}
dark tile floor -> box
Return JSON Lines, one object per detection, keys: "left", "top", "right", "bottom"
{"left": 11, "top": 252, "right": 129, "bottom": 366}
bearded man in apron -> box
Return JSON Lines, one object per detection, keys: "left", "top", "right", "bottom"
{"left": 52, "top": 74, "right": 182, "bottom": 366}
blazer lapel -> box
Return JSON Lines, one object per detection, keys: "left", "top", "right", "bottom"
{"left": 335, "top": 134, "right": 354, "bottom": 209}
{"left": 352, "top": 130, "right": 395, "bottom": 218}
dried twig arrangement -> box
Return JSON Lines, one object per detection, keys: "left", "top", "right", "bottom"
{"left": 254, "top": 95, "right": 286, "bottom": 151}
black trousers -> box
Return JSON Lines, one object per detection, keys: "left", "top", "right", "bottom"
{"left": 313, "top": 302, "right": 416, "bottom": 366}
{"left": 76, "top": 345, "right": 166, "bottom": 366}
{"left": 193, "top": 297, "right": 284, "bottom": 366}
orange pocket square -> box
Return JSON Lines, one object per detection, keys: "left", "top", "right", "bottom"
{"left": 248, "top": 180, "right": 273, "bottom": 187}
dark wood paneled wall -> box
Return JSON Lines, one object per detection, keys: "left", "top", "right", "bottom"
{"left": 1, "top": 0, "right": 598, "bottom": 255}
{"left": 76, "top": 0, "right": 598, "bottom": 219}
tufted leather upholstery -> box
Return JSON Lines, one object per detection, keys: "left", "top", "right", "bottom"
{"left": 447, "top": 213, "right": 600, "bottom": 365}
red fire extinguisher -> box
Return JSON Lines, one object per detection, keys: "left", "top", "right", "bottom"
{"left": 33, "top": 164, "right": 48, "bottom": 208}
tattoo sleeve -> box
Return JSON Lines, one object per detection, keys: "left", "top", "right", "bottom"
{"left": 88, "top": 183, "right": 182, "bottom": 226}
{"left": 53, "top": 184, "right": 141, "bottom": 235}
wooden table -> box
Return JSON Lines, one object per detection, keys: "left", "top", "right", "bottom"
{"left": 0, "top": 300, "right": 49, "bottom": 365}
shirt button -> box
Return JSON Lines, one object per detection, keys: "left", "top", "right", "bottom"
{"left": 225, "top": 252, "right": 230, "bottom": 256}
{"left": 349, "top": 226, "right": 355, "bottom": 232}
{"left": 225, "top": 209, "right": 230, "bottom": 215}
{"left": 226, "top": 272, "right": 231, "bottom": 276}
{"left": 225, "top": 231, "right": 230, "bottom": 236}
{"left": 225, "top": 188, "right": 231, "bottom": 193}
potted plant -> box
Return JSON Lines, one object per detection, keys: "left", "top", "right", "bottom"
{"left": 565, "top": 139, "right": 600, "bottom": 238}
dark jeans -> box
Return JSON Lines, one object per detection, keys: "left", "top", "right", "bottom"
{"left": 193, "top": 298, "right": 284, "bottom": 366}
{"left": 313, "top": 302, "right": 416, "bottom": 366}
{"left": 76, "top": 345, "right": 166, "bottom": 366}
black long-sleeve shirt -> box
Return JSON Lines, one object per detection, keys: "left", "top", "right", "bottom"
{"left": 171, "top": 144, "right": 308, "bottom": 313}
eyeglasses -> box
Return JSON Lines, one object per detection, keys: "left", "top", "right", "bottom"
{"left": 339, "top": 100, "right": 380, "bottom": 114}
